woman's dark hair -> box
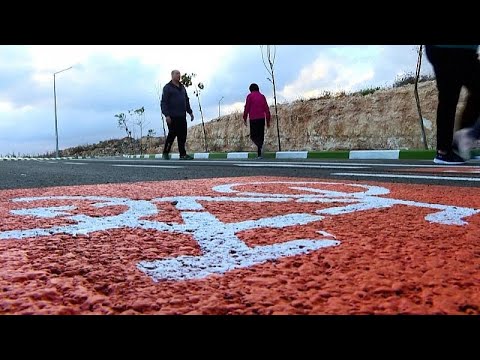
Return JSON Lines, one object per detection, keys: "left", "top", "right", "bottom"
{"left": 249, "top": 83, "right": 260, "bottom": 92}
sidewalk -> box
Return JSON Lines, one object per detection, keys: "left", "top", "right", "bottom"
{"left": 3, "top": 149, "right": 479, "bottom": 161}
{"left": 123, "top": 149, "right": 441, "bottom": 160}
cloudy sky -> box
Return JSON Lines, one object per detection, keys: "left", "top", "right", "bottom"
{"left": 0, "top": 45, "right": 433, "bottom": 156}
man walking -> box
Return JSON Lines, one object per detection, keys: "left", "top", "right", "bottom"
{"left": 161, "top": 70, "right": 195, "bottom": 160}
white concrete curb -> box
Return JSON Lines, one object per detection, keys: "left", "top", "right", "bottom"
{"left": 194, "top": 153, "right": 209, "bottom": 159}
{"left": 124, "top": 150, "right": 403, "bottom": 160}
{"left": 276, "top": 151, "right": 308, "bottom": 159}
{"left": 349, "top": 150, "right": 400, "bottom": 160}
{"left": 227, "top": 152, "right": 249, "bottom": 159}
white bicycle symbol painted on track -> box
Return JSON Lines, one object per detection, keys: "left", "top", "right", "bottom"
{"left": 1, "top": 181, "right": 479, "bottom": 281}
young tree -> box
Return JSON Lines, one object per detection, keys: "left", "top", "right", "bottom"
{"left": 181, "top": 73, "right": 208, "bottom": 152}
{"left": 181, "top": 73, "right": 193, "bottom": 87}
{"left": 414, "top": 45, "right": 428, "bottom": 149}
{"left": 193, "top": 82, "right": 207, "bottom": 152}
{"left": 115, "top": 113, "right": 133, "bottom": 152}
{"left": 115, "top": 112, "right": 132, "bottom": 139}
{"left": 261, "top": 45, "right": 281, "bottom": 151}
{"left": 130, "top": 106, "right": 149, "bottom": 155}
{"left": 155, "top": 83, "right": 167, "bottom": 139}
{"left": 147, "top": 128, "right": 156, "bottom": 150}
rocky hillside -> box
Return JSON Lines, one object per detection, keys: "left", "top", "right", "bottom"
{"left": 54, "top": 137, "right": 165, "bottom": 158}
{"left": 56, "top": 80, "right": 471, "bottom": 157}
{"left": 186, "top": 80, "right": 468, "bottom": 153}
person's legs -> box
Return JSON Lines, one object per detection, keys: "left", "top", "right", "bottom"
{"left": 436, "top": 76, "right": 462, "bottom": 154}
{"left": 450, "top": 51, "right": 480, "bottom": 160}
{"left": 163, "top": 120, "right": 177, "bottom": 158}
{"left": 453, "top": 127, "right": 476, "bottom": 160}
{"left": 471, "top": 120, "right": 480, "bottom": 139}
{"left": 249, "top": 120, "right": 258, "bottom": 147}
{"left": 426, "top": 46, "right": 463, "bottom": 154}
{"left": 425, "top": 46, "right": 465, "bottom": 164}
{"left": 174, "top": 116, "right": 188, "bottom": 158}
{"left": 257, "top": 119, "right": 265, "bottom": 157}
{"left": 459, "top": 51, "right": 480, "bottom": 130}
{"left": 249, "top": 119, "right": 265, "bottom": 157}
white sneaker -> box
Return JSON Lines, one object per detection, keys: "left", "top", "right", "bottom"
{"left": 453, "top": 128, "right": 475, "bottom": 160}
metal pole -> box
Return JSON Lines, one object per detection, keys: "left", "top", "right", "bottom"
{"left": 54, "top": 74, "right": 58, "bottom": 158}
{"left": 218, "top": 96, "right": 224, "bottom": 118}
{"left": 53, "top": 66, "right": 73, "bottom": 158}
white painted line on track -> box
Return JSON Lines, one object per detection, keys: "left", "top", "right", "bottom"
{"left": 235, "top": 164, "right": 368, "bottom": 169}
{"left": 332, "top": 172, "right": 480, "bottom": 182}
{"left": 112, "top": 164, "right": 183, "bottom": 169}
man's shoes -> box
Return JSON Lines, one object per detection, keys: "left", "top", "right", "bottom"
{"left": 433, "top": 151, "right": 465, "bottom": 165}
{"left": 453, "top": 127, "right": 475, "bottom": 161}
{"left": 179, "top": 154, "right": 194, "bottom": 160}
{"left": 162, "top": 153, "right": 170, "bottom": 160}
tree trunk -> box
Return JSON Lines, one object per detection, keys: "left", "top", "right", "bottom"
{"left": 271, "top": 70, "right": 281, "bottom": 152}
{"left": 196, "top": 85, "right": 208, "bottom": 152}
{"left": 414, "top": 45, "right": 428, "bottom": 149}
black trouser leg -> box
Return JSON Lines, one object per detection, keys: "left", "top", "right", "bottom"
{"left": 459, "top": 54, "right": 480, "bottom": 131}
{"left": 163, "top": 121, "right": 177, "bottom": 154}
{"left": 425, "top": 46, "right": 464, "bottom": 153}
{"left": 249, "top": 119, "right": 265, "bottom": 156}
{"left": 172, "top": 116, "right": 188, "bottom": 157}
{"left": 426, "top": 46, "right": 480, "bottom": 152}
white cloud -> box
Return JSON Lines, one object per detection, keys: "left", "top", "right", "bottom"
{"left": 0, "top": 102, "right": 33, "bottom": 117}
{"left": 0, "top": 100, "right": 14, "bottom": 112}
{"left": 26, "top": 45, "right": 235, "bottom": 88}
{"left": 221, "top": 101, "right": 245, "bottom": 115}
{"left": 280, "top": 53, "right": 376, "bottom": 101}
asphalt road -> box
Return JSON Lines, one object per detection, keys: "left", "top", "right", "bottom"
{"left": 1, "top": 156, "right": 480, "bottom": 315}
{"left": 1, "top": 157, "right": 480, "bottom": 190}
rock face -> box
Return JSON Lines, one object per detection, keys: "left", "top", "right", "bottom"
{"left": 53, "top": 80, "right": 473, "bottom": 158}
{"left": 59, "top": 137, "right": 166, "bottom": 158}
{"left": 185, "top": 81, "right": 469, "bottom": 152}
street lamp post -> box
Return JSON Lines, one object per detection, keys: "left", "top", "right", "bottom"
{"left": 218, "top": 96, "right": 224, "bottom": 119}
{"left": 53, "top": 66, "right": 73, "bottom": 158}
